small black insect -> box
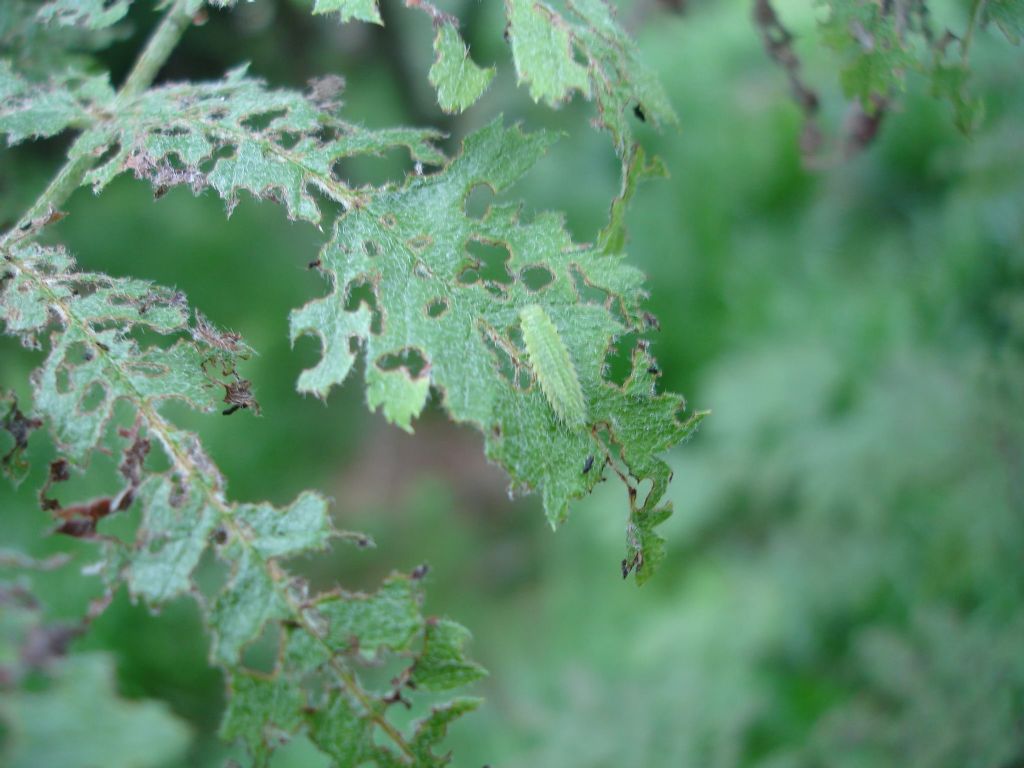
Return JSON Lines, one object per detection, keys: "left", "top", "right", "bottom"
{"left": 647, "top": 364, "right": 659, "bottom": 375}
{"left": 633, "top": 103, "right": 646, "bottom": 122}
{"left": 307, "top": 258, "right": 321, "bottom": 270}
{"left": 582, "top": 455, "right": 595, "bottom": 474}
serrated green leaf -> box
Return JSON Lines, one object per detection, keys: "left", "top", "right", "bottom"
{"left": 220, "top": 672, "right": 304, "bottom": 764}
{"left": 238, "top": 491, "right": 333, "bottom": 559}
{"left": 507, "top": 0, "right": 591, "bottom": 107}
{"left": 1, "top": 235, "right": 484, "bottom": 761}
{"left": 410, "top": 698, "right": 482, "bottom": 764}
{"left": 71, "top": 69, "right": 445, "bottom": 225}
{"left": 208, "top": 546, "right": 291, "bottom": 665}
{"left": 818, "top": 0, "right": 916, "bottom": 106}
{"left": 505, "top": 0, "right": 675, "bottom": 157}
{"left": 412, "top": 619, "right": 487, "bottom": 692}
{"left": 429, "top": 23, "right": 494, "bottom": 114}
{"left": 313, "top": 575, "right": 423, "bottom": 658}
{"left": 37, "top": 0, "right": 132, "bottom": 30}
{"left": 291, "top": 118, "right": 700, "bottom": 576}
{"left": 366, "top": 366, "right": 431, "bottom": 433}
{"left": 306, "top": 692, "right": 382, "bottom": 766}
{"left": 127, "top": 477, "right": 218, "bottom": 602}
{"left": 0, "top": 243, "right": 243, "bottom": 461}
{"left": 0, "top": 60, "right": 113, "bottom": 145}
{"left": 312, "top": 0, "right": 382, "bottom": 24}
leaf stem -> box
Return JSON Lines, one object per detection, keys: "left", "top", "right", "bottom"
{"left": 961, "top": 0, "right": 988, "bottom": 62}
{"left": 9, "top": 0, "right": 195, "bottom": 230}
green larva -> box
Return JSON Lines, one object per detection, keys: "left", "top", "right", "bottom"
{"left": 519, "top": 304, "right": 587, "bottom": 428}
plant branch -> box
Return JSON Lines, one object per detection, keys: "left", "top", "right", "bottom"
{"left": 7, "top": 248, "right": 418, "bottom": 762}
{"left": 7, "top": 0, "right": 195, "bottom": 234}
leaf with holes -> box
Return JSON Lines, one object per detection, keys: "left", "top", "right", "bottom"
{"left": 312, "top": 0, "right": 382, "bottom": 25}
{"left": 505, "top": 0, "right": 676, "bottom": 157}
{"left": 0, "top": 238, "right": 485, "bottom": 764}
{"left": 291, "top": 118, "right": 703, "bottom": 579}
{"left": 67, "top": 66, "right": 445, "bottom": 225}
{"left": 0, "top": 60, "right": 113, "bottom": 145}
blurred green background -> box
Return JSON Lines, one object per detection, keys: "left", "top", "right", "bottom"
{"left": 2, "top": 0, "right": 1024, "bottom": 766}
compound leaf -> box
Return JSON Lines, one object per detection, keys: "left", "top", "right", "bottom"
{"left": 0, "top": 60, "right": 113, "bottom": 145}
{"left": 291, "top": 118, "right": 702, "bottom": 577}
{"left": 505, "top": 0, "right": 676, "bottom": 157}
{"left": 69, "top": 67, "right": 445, "bottom": 225}
{"left": 0, "top": 238, "right": 484, "bottom": 764}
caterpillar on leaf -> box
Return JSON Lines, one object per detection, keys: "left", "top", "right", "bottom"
{"left": 519, "top": 304, "right": 587, "bottom": 428}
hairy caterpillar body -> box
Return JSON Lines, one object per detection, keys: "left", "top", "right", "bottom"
{"left": 519, "top": 304, "right": 587, "bottom": 428}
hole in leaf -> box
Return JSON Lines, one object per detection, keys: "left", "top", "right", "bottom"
{"left": 521, "top": 265, "right": 554, "bottom": 291}
{"left": 457, "top": 266, "right": 480, "bottom": 285}
{"left": 376, "top": 347, "right": 427, "bottom": 378}
{"left": 635, "top": 477, "right": 654, "bottom": 510}
{"left": 93, "top": 141, "right": 122, "bottom": 169}
{"left": 466, "top": 240, "right": 513, "bottom": 286}
{"left": 426, "top": 298, "right": 449, "bottom": 318}
{"left": 335, "top": 147, "right": 413, "bottom": 187}
{"left": 240, "top": 109, "right": 288, "bottom": 132}
{"left": 344, "top": 280, "right": 382, "bottom": 335}
{"left": 54, "top": 364, "right": 73, "bottom": 394}
{"left": 277, "top": 132, "right": 301, "bottom": 150}
{"left": 479, "top": 326, "right": 517, "bottom": 386}
{"left": 364, "top": 240, "right": 379, "bottom": 258}
{"left": 570, "top": 265, "right": 610, "bottom": 306}
{"left": 79, "top": 381, "right": 106, "bottom": 414}
{"left": 379, "top": 213, "right": 397, "bottom": 229}
{"left": 239, "top": 621, "right": 280, "bottom": 674}
{"left": 602, "top": 333, "right": 639, "bottom": 388}
{"left": 464, "top": 184, "right": 495, "bottom": 219}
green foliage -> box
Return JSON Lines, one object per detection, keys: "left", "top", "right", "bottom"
{"left": 811, "top": 0, "right": 1021, "bottom": 137}
{"left": 290, "top": 117, "right": 702, "bottom": 564}
{"left": 5, "top": 0, "right": 1016, "bottom": 765}
{"left": 37, "top": 0, "right": 134, "bottom": 30}
{"left": 429, "top": 23, "right": 495, "bottom": 114}
{"left": 507, "top": 0, "right": 676, "bottom": 156}
{"left": 0, "top": 582, "right": 191, "bottom": 767}
{"left": 0, "top": 0, "right": 696, "bottom": 763}
{"left": 70, "top": 66, "right": 446, "bottom": 224}
{"left": 0, "top": 61, "right": 113, "bottom": 145}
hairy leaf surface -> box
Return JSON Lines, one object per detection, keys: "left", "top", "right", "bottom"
{"left": 506, "top": 0, "right": 676, "bottom": 156}
{"left": 0, "top": 240, "right": 485, "bottom": 765}
{"left": 429, "top": 22, "right": 495, "bottom": 114}
{"left": 0, "top": 60, "right": 113, "bottom": 145}
{"left": 69, "top": 67, "right": 446, "bottom": 225}
{"left": 291, "top": 119, "right": 703, "bottom": 581}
